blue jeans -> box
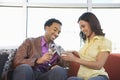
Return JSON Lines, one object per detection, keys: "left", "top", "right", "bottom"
{"left": 13, "top": 64, "right": 67, "bottom": 80}
{"left": 67, "top": 75, "right": 108, "bottom": 80}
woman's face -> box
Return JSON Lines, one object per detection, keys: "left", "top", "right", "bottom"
{"left": 79, "top": 20, "right": 93, "bottom": 38}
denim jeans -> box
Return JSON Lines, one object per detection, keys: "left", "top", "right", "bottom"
{"left": 13, "top": 64, "right": 67, "bottom": 80}
{"left": 67, "top": 75, "right": 108, "bottom": 80}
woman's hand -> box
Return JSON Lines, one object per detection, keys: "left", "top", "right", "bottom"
{"left": 72, "top": 51, "right": 80, "bottom": 58}
{"left": 61, "top": 51, "right": 80, "bottom": 62}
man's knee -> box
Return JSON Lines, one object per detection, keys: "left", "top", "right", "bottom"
{"left": 52, "top": 66, "right": 67, "bottom": 76}
{"left": 14, "top": 64, "right": 32, "bottom": 73}
{"left": 13, "top": 64, "right": 35, "bottom": 80}
{"left": 54, "top": 66, "right": 66, "bottom": 72}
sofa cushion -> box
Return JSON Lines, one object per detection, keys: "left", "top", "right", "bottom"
{"left": 0, "top": 53, "right": 9, "bottom": 80}
{"left": 0, "top": 49, "right": 16, "bottom": 80}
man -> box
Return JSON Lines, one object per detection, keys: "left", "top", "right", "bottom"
{"left": 13, "top": 18, "right": 68, "bottom": 80}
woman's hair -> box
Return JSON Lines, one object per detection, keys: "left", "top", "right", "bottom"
{"left": 78, "top": 12, "right": 105, "bottom": 41}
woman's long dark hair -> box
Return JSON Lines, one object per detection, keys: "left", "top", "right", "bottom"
{"left": 78, "top": 12, "right": 105, "bottom": 41}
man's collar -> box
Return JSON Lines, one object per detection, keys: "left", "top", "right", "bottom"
{"left": 41, "top": 36, "right": 48, "bottom": 47}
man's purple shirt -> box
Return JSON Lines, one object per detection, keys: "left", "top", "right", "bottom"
{"left": 34, "top": 36, "right": 59, "bottom": 72}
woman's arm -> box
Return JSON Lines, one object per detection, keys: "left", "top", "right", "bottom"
{"left": 61, "top": 51, "right": 110, "bottom": 70}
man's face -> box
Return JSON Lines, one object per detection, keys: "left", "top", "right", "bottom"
{"left": 45, "top": 22, "right": 61, "bottom": 42}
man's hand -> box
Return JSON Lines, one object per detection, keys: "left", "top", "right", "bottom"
{"left": 36, "top": 51, "right": 53, "bottom": 64}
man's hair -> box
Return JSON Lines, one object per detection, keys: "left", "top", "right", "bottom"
{"left": 44, "top": 18, "right": 62, "bottom": 30}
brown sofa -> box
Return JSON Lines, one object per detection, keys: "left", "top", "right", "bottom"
{"left": 0, "top": 49, "right": 120, "bottom": 80}
{"left": 68, "top": 53, "right": 120, "bottom": 80}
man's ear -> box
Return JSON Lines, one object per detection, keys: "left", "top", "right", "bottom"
{"left": 45, "top": 26, "right": 50, "bottom": 34}
{"left": 45, "top": 26, "right": 49, "bottom": 30}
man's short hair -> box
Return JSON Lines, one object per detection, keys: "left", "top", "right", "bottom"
{"left": 44, "top": 18, "right": 62, "bottom": 30}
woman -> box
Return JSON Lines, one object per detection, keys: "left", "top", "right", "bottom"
{"left": 61, "top": 12, "right": 112, "bottom": 80}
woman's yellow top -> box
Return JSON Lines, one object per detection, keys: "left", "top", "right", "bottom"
{"left": 77, "top": 36, "right": 112, "bottom": 80}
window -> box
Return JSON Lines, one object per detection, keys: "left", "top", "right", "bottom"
{"left": 92, "top": 9, "right": 120, "bottom": 52}
{"left": 0, "top": 7, "right": 26, "bottom": 48}
{"left": 28, "top": 0, "right": 86, "bottom": 3}
{"left": 27, "top": 8, "right": 86, "bottom": 50}
{"left": 92, "top": 0, "right": 120, "bottom": 3}
{"left": 0, "top": 0, "right": 120, "bottom": 53}
{"left": 0, "top": 0, "right": 23, "bottom": 3}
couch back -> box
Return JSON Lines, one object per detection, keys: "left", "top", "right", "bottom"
{"left": 68, "top": 53, "right": 120, "bottom": 80}
{"left": 104, "top": 53, "right": 120, "bottom": 80}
